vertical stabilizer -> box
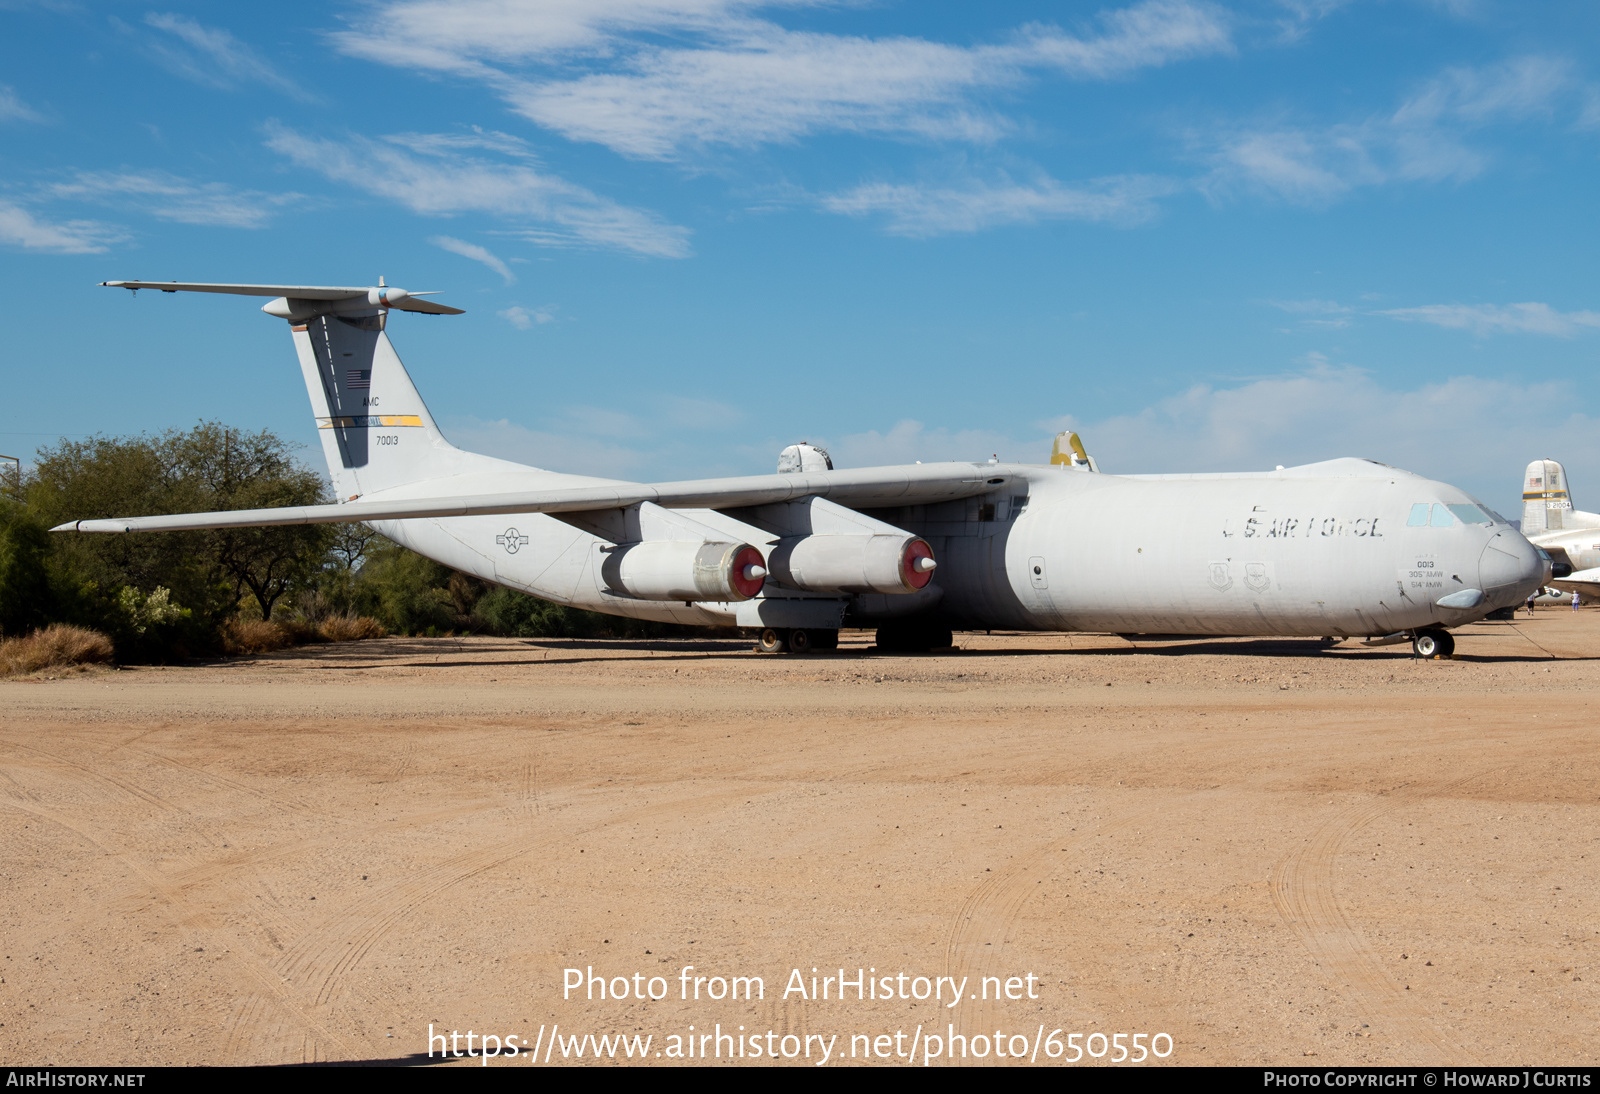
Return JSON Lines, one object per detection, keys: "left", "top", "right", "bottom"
{"left": 292, "top": 313, "right": 461, "bottom": 498}
{"left": 1522, "top": 458, "right": 1572, "bottom": 533}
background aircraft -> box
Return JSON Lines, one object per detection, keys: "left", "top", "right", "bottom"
{"left": 58, "top": 281, "right": 1548, "bottom": 659}
{"left": 1519, "top": 458, "right": 1600, "bottom": 602}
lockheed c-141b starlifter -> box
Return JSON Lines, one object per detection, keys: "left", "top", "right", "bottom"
{"left": 59, "top": 280, "right": 1548, "bottom": 659}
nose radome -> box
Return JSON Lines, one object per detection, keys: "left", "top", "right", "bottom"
{"left": 1479, "top": 532, "right": 1544, "bottom": 602}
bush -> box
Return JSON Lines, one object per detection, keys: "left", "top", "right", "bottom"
{"left": 0, "top": 624, "right": 114, "bottom": 676}
{"left": 319, "top": 615, "right": 385, "bottom": 642}
{"left": 219, "top": 618, "right": 294, "bottom": 655}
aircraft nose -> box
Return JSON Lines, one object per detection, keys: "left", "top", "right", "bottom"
{"left": 1479, "top": 531, "right": 1544, "bottom": 604}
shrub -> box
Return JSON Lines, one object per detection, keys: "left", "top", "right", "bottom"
{"left": 0, "top": 624, "right": 115, "bottom": 676}
{"left": 219, "top": 618, "right": 293, "bottom": 655}
{"left": 319, "top": 615, "right": 386, "bottom": 642}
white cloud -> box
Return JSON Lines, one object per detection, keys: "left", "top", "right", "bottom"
{"left": 45, "top": 171, "right": 299, "bottom": 228}
{"left": 141, "top": 13, "right": 314, "bottom": 101}
{"left": 1267, "top": 297, "right": 1353, "bottom": 328}
{"left": 336, "top": 0, "right": 1232, "bottom": 159}
{"left": 1392, "top": 55, "right": 1574, "bottom": 127}
{"left": 1379, "top": 302, "right": 1600, "bottom": 337}
{"left": 1269, "top": 298, "right": 1351, "bottom": 315}
{"left": 0, "top": 85, "right": 44, "bottom": 123}
{"left": 433, "top": 235, "right": 516, "bottom": 284}
{"left": 452, "top": 363, "right": 1598, "bottom": 511}
{"left": 0, "top": 201, "right": 123, "bottom": 253}
{"left": 1102, "top": 366, "right": 1597, "bottom": 511}
{"left": 263, "top": 122, "right": 692, "bottom": 258}
{"left": 498, "top": 304, "right": 555, "bottom": 329}
{"left": 1207, "top": 54, "right": 1588, "bottom": 204}
{"left": 823, "top": 171, "right": 1171, "bottom": 236}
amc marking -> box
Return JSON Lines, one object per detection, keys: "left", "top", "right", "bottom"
{"left": 496, "top": 528, "right": 530, "bottom": 554}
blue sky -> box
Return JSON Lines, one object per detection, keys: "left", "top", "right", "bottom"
{"left": 3, "top": 0, "right": 1598, "bottom": 516}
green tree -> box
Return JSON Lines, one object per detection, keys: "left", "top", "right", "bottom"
{"left": 28, "top": 422, "right": 331, "bottom": 623}
{"left": 0, "top": 501, "right": 53, "bottom": 636}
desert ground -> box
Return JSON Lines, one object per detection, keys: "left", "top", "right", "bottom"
{"left": 1, "top": 611, "right": 1596, "bottom": 1068}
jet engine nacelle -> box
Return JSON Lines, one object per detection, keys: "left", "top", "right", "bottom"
{"left": 601, "top": 540, "right": 767, "bottom": 602}
{"left": 767, "top": 534, "right": 935, "bottom": 595}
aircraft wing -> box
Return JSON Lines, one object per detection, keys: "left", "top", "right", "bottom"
{"left": 53, "top": 463, "right": 1015, "bottom": 534}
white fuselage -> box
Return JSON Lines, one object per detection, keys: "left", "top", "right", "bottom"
{"left": 367, "top": 457, "right": 1545, "bottom": 638}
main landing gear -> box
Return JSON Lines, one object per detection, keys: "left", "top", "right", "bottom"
{"left": 755, "top": 627, "right": 839, "bottom": 654}
{"left": 1412, "top": 629, "right": 1455, "bottom": 659}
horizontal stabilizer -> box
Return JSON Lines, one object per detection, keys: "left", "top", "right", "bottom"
{"left": 101, "top": 281, "right": 464, "bottom": 315}
{"left": 1549, "top": 567, "right": 1600, "bottom": 595}
{"left": 54, "top": 463, "right": 1015, "bottom": 534}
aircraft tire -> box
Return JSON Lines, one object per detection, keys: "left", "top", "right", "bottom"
{"left": 1413, "top": 629, "right": 1454, "bottom": 659}
{"left": 788, "top": 628, "right": 813, "bottom": 654}
{"left": 755, "top": 628, "right": 788, "bottom": 655}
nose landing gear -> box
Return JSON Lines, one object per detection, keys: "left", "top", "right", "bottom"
{"left": 1412, "top": 629, "right": 1455, "bottom": 659}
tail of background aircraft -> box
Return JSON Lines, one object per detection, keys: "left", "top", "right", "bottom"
{"left": 1522, "top": 458, "right": 1574, "bottom": 533}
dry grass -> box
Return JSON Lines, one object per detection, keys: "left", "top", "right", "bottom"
{"left": 221, "top": 615, "right": 386, "bottom": 655}
{"left": 318, "top": 615, "right": 386, "bottom": 642}
{"left": 0, "top": 625, "right": 115, "bottom": 676}
{"left": 220, "top": 619, "right": 294, "bottom": 656}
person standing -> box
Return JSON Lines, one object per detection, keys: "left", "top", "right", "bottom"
{"left": 1573, "top": 591, "right": 1582, "bottom": 611}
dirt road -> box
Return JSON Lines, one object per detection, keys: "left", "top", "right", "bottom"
{"left": 1, "top": 614, "right": 1595, "bottom": 1066}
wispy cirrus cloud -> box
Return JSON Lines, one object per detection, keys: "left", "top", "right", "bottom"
{"left": 335, "top": 0, "right": 1233, "bottom": 160}
{"left": 1267, "top": 297, "right": 1354, "bottom": 328}
{"left": 0, "top": 201, "right": 124, "bottom": 253}
{"left": 263, "top": 122, "right": 692, "bottom": 258}
{"left": 44, "top": 170, "right": 301, "bottom": 228}
{"left": 138, "top": 12, "right": 315, "bottom": 101}
{"left": 1206, "top": 55, "right": 1595, "bottom": 204}
{"left": 1379, "top": 302, "right": 1600, "bottom": 337}
{"left": 823, "top": 170, "right": 1174, "bottom": 236}
{"left": 432, "top": 235, "right": 516, "bottom": 284}
{"left": 0, "top": 85, "right": 44, "bottom": 124}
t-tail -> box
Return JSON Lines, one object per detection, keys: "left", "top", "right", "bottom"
{"left": 102, "top": 279, "right": 519, "bottom": 499}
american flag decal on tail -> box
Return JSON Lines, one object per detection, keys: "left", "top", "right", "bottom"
{"left": 346, "top": 369, "right": 372, "bottom": 390}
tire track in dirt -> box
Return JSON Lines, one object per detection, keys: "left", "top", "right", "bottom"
{"left": 0, "top": 738, "right": 371, "bottom": 1064}
{"left": 261, "top": 784, "right": 760, "bottom": 1059}
{"left": 0, "top": 793, "right": 361, "bottom": 1063}
{"left": 1269, "top": 772, "right": 1499, "bottom": 1065}
{"left": 943, "top": 795, "right": 1198, "bottom": 1061}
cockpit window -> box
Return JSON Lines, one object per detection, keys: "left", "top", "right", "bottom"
{"left": 1408, "top": 501, "right": 1498, "bottom": 527}
{"left": 1466, "top": 495, "right": 1509, "bottom": 524}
